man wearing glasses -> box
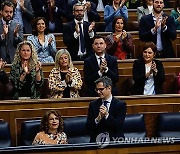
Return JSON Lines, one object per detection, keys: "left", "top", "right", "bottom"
{"left": 86, "top": 76, "right": 126, "bottom": 142}
{"left": 63, "top": 3, "right": 96, "bottom": 61}
{"left": 84, "top": 35, "right": 119, "bottom": 97}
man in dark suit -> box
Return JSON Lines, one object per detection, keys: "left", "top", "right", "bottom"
{"left": 31, "top": 0, "right": 67, "bottom": 33}
{"left": 139, "top": 0, "right": 176, "bottom": 58}
{"left": 9, "top": 0, "right": 34, "bottom": 34}
{"left": 83, "top": 35, "right": 119, "bottom": 97}
{"left": 66, "top": 0, "right": 100, "bottom": 22}
{"left": 86, "top": 76, "right": 126, "bottom": 143}
{"left": 63, "top": 3, "right": 95, "bottom": 61}
{"left": 0, "top": 1, "right": 23, "bottom": 63}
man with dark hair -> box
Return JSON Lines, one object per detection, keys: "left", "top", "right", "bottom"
{"left": 86, "top": 76, "right": 126, "bottom": 142}
{"left": 139, "top": 0, "right": 176, "bottom": 58}
{"left": 84, "top": 35, "right": 119, "bottom": 96}
{"left": 63, "top": 3, "right": 95, "bottom": 61}
{"left": 0, "top": 1, "right": 23, "bottom": 63}
{"left": 66, "top": 0, "right": 100, "bottom": 22}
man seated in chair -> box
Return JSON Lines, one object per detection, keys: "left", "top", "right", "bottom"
{"left": 86, "top": 76, "right": 126, "bottom": 142}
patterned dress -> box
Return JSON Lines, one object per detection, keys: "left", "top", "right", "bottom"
{"left": 32, "top": 131, "right": 67, "bottom": 145}
{"left": 27, "top": 34, "right": 57, "bottom": 63}
{"left": 48, "top": 67, "right": 83, "bottom": 98}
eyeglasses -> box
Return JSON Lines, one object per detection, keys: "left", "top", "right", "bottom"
{"left": 95, "top": 87, "right": 106, "bottom": 92}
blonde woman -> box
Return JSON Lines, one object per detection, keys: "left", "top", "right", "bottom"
{"left": 9, "top": 41, "right": 44, "bottom": 99}
{"left": 48, "top": 49, "right": 82, "bottom": 98}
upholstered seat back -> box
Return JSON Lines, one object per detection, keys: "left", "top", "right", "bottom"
{"left": 123, "top": 114, "right": 146, "bottom": 138}
{"left": 0, "top": 121, "right": 11, "bottom": 147}
{"left": 63, "top": 116, "right": 90, "bottom": 144}
{"left": 156, "top": 113, "right": 180, "bottom": 138}
{"left": 21, "top": 120, "right": 41, "bottom": 146}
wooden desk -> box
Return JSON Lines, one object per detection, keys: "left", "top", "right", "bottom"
{"left": 1, "top": 94, "right": 180, "bottom": 146}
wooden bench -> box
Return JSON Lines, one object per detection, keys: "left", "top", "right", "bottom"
{"left": 24, "top": 30, "right": 180, "bottom": 58}
{"left": 1, "top": 94, "right": 180, "bottom": 146}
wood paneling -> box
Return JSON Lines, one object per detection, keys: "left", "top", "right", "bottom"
{"left": 1, "top": 94, "right": 180, "bottom": 146}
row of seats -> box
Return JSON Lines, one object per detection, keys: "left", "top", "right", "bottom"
{"left": 1, "top": 113, "right": 180, "bottom": 147}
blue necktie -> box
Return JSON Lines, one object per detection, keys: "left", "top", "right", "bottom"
{"left": 103, "top": 101, "right": 109, "bottom": 109}
{"left": 78, "top": 22, "right": 85, "bottom": 53}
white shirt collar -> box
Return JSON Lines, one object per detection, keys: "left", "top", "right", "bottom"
{"left": 74, "top": 19, "right": 83, "bottom": 24}
{"left": 103, "top": 94, "right": 113, "bottom": 103}
{"left": 78, "top": 0, "right": 86, "bottom": 4}
{"left": 95, "top": 53, "right": 105, "bottom": 59}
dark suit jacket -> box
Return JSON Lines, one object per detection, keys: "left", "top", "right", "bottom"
{"left": 0, "top": 20, "right": 23, "bottom": 63}
{"left": 21, "top": 0, "right": 34, "bottom": 34}
{"left": 63, "top": 20, "right": 94, "bottom": 61}
{"left": 139, "top": 13, "right": 177, "bottom": 58}
{"left": 89, "top": 0, "right": 110, "bottom": 7}
{"left": 66, "top": 0, "right": 100, "bottom": 22}
{"left": 132, "top": 59, "right": 165, "bottom": 95}
{"left": 86, "top": 97, "right": 126, "bottom": 142}
{"left": 31, "top": 0, "right": 66, "bottom": 32}
{"left": 84, "top": 54, "right": 119, "bottom": 96}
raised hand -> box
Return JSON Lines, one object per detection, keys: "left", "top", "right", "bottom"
{"left": 100, "top": 58, "right": 107, "bottom": 73}
{"left": 0, "top": 58, "right": 6, "bottom": 70}
{"left": 65, "top": 69, "right": 72, "bottom": 83}
{"left": 88, "top": 21, "right": 95, "bottom": 32}
{"left": 151, "top": 61, "right": 158, "bottom": 74}
{"left": 121, "top": 30, "right": 127, "bottom": 40}
{"left": 22, "top": 60, "right": 29, "bottom": 73}
{"left": 119, "top": 0, "right": 126, "bottom": 8}
{"left": 75, "top": 23, "right": 80, "bottom": 33}
{"left": 161, "top": 16, "right": 168, "bottom": 28}
{"left": 84, "top": 1, "right": 91, "bottom": 12}
{"left": 14, "top": 24, "right": 20, "bottom": 37}
{"left": 48, "top": 37, "right": 53, "bottom": 45}
{"left": 36, "top": 61, "right": 42, "bottom": 73}
{"left": 3, "top": 24, "right": 8, "bottom": 35}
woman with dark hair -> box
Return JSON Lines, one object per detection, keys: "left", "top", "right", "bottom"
{"left": 105, "top": 16, "right": 133, "bottom": 60}
{"left": 32, "top": 110, "right": 67, "bottom": 145}
{"left": 132, "top": 42, "right": 165, "bottom": 95}
{"left": 170, "top": 0, "right": 180, "bottom": 30}
{"left": 27, "top": 17, "right": 57, "bottom": 63}
{"left": 137, "top": 0, "right": 153, "bottom": 22}
{"left": 9, "top": 41, "right": 44, "bottom": 99}
{"left": 48, "top": 49, "right": 82, "bottom": 98}
{"left": 104, "top": 0, "right": 128, "bottom": 32}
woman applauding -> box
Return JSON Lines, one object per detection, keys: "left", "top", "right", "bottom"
{"left": 9, "top": 41, "right": 44, "bottom": 99}
{"left": 106, "top": 16, "right": 133, "bottom": 60}
{"left": 132, "top": 42, "right": 165, "bottom": 95}
{"left": 48, "top": 49, "right": 82, "bottom": 98}
{"left": 27, "top": 17, "right": 57, "bottom": 63}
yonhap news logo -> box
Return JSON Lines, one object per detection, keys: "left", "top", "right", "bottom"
{"left": 96, "top": 134, "right": 175, "bottom": 148}
{"left": 96, "top": 132, "right": 110, "bottom": 148}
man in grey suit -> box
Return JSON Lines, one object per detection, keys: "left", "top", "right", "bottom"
{"left": 0, "top": 1, "right": 23, "bottom": 63}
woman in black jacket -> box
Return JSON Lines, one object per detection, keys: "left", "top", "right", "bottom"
{"left": 132, "top": 42, "right": 165, "bottom": 95}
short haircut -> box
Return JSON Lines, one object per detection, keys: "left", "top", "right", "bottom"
{"left": 1, "top": 1, "right": 14, "bottom": 11}
{"left": 95, "top": 76, "right": 112, "bottom": 88}
{"left": 93, "top": 35, "right": 105, "bottom": 43}
{"left": 112, "top": 16, "right": 125, "bottom": 33}
{"left": 73, "top": 2, "right": 84, "bottom": 11}
{"left": 143, "top": 42, "right": 157, "bottom": 54}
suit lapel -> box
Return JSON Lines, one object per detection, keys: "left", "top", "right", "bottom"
{"left": 109, "top": 97, "right": 115, "bottom": 115}
{"left": 91, "top": 54, "right": 99, "bottom": 72}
